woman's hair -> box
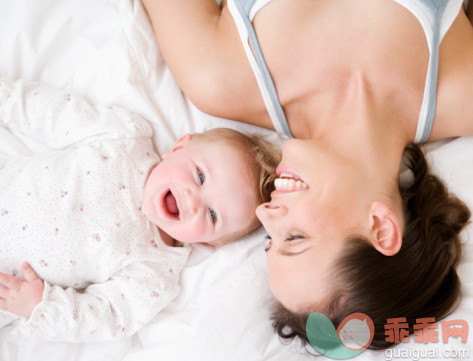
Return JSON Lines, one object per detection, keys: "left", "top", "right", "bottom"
{"left": 270, "top": 144, "right": 471, "bottom": 350}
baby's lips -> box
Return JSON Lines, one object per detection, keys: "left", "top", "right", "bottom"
{"left": 165, "top": 191, "right": 179, "bottom": 216}
{"left": 172, "top": 189, "right": 182, "bottom": 219}
{"left": 161, "top": 189, "right": 180, "bottom": 220}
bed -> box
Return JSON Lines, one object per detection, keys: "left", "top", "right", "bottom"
{"left": 0, "top": 1, "right": 471, "bottom": 360}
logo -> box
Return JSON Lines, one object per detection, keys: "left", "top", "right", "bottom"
{"left": 306, "top": 312, "right": 374, "bottom": 360}
{"left": 306, "top": 313, "right": 469, "bottom": 360}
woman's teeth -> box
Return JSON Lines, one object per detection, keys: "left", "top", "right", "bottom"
{"left": 274, "top": 175, "right": 308, "bottom": 191}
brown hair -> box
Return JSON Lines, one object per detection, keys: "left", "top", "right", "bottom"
{"left": 270, "top": 144, "right": 471, "bottom": 350}
{"left": 193, "top": 128, "right": 281, "bottom": 244}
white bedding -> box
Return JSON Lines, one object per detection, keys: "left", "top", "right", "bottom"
{"left": 0, "top": 1, "right": 471, "bottom": 360}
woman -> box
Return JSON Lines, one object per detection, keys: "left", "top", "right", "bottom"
{"left": 143, "top": 0, "right": 472, "bottom": 349}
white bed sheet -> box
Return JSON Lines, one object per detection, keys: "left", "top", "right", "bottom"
{"left": 0, "top": 1, "right": 471, "bottom": 360}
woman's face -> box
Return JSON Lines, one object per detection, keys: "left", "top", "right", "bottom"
{"left": 256, "top": 139, "right": 371, "bottom": 313}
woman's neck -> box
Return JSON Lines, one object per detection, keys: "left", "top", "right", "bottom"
{"left": 322, "top": 70, "right": 409, "bottom": 195}
{"left": 288, "top": 54, "right": 422, "bottom": 145}
{"left": 321, "top": 65, "right": 413, "bottom": 148}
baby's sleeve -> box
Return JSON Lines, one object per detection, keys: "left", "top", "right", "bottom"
{"left": 20, "top": 261, "right": 183, "bottom": 342}
{"left": 0, "top": 77, "right": 153, "bottom": 149}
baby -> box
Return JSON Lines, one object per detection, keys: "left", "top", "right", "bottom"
{"left": 0, "top": 78, "right": 280, "bottom": 342}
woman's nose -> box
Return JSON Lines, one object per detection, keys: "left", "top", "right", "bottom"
{"left": 256, "top": 202, "right": 287, "bottom": 222}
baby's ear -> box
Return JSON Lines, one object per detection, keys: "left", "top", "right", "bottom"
{"left": 368, "top": 201, "right": 403, "bottom": 256}
{"left": 162, "top": 134, "right": 192, "bottom": 159}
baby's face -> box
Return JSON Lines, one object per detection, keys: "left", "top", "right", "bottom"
{"left": 143, "top": 136, "right": 258, "bottom": 244}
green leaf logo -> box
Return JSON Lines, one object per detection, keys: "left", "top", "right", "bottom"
{"left": 306, "top": 312, "right": 374, "bottom": 359}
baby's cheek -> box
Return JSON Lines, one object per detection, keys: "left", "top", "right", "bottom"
{"left": 141, "top": 194, "right": 155, "bottom": 223}
{"left": 177, "top": 220, "right": 207, "bottom": 243}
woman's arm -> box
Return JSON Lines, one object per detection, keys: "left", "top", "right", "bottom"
{"left": 141, "top": 0, "right": 269, "bottom": 125}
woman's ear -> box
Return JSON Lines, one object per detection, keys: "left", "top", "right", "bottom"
{"left": 162, "top": 133, "right": 192, "bottom": 159}
{"left": 368, "top": 201, "right": 403, "bottom": 256}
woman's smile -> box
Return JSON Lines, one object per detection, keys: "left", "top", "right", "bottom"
{"left": 273, "top": 177, "right": 308, "bottom": 192}
{"left": 272, "top": 165, "right": 309, "bottom": 194}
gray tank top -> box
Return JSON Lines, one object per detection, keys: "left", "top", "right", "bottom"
{"left": 228, "top": 0, "right": 464, "bottom": 142}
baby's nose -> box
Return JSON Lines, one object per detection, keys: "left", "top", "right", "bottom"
{"left": 184, "top": 189, "right": 199, "bottom": 215}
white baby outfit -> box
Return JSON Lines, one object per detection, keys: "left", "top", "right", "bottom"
{"left": 0, "top": 78, "right": 190, "bottom": 342}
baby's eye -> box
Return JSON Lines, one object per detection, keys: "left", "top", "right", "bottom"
{"left": 209, "top": 209, "right": 217, "bottom": 224}
{"left": 197, "top": 168, "right": 205, "bottom": 185}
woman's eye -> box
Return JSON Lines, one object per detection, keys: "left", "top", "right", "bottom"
{"left": 197, "top": 168, "right": 205, "bottom": 185}
{"left": 285, "top": 234, "right": 304, "bottom": 242}
{"left": 264, "top": 234, "right": 272, "bottom": 252}
{"left": 209, "top": 209, "right": 217, "bottom": 224}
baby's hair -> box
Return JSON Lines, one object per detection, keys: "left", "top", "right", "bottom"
{"left": 269, "top": 144, "right": 471, "bottom": 351}
{"left": 193, "top": 128, "right": 281, "bottom": 244}
{"left": 192, "top": 128, "right": 280, "bottom": 204}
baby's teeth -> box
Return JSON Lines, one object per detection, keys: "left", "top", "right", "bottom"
{"left": 274, "top": 178, "right": 308, "bottom": 191}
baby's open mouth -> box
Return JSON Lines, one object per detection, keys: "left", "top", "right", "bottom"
{"left": 163, "top": 190, "right": 180, "bottom": 219}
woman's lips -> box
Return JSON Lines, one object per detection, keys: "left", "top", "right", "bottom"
{"left": 161, "top": 189, "right": 180, "bottom": 220}
{"left": 276, "top": 165, "right": 304, "bottom": 180}
{"left": 274, "top": 165, "right": 308, "bottom": 192}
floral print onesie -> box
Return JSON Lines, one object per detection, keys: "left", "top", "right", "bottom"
{"left": 0, "top": 78, "right": 190, "bottom": 342}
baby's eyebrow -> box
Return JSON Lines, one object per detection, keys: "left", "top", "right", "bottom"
{"left": 216, "top": 209, "right": 224, "bottom": 228}
{"left": 200, "top": 161, "right": 213, "bottom": 183}
{"left": 214, "top": 196, "right": 225, "bottom": 228}
{"left": 204, "top": 161, "right": 223, "bottom": 226}
{"left": 208, "top": 164, "right": 214, "bottom": 181}
{"left": 200, "top": 155, "right": 212, "bottom": 175}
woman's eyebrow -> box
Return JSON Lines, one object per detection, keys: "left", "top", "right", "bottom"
{"left": 278, "top": 248, "right": 310, "bottom": 257}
